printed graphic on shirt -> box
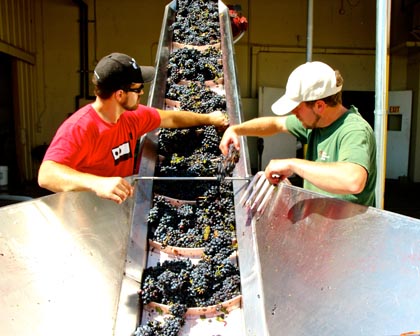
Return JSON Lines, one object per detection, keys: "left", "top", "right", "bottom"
{"left": 112, "top": 141, "right": 132, "bottom": 165}
{"left": 319, "top": 150, "right": 330, "bottom": 161}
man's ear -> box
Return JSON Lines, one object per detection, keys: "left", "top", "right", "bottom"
{"left": 114, "top": 89, "right": 125, "bottom": 101}
{"left": 315, "top": 99, "right": 327, "bottom": 114}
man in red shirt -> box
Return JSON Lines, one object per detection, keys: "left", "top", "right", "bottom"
{"left": 38, "top": 52, "right": 228, "bottom": 204}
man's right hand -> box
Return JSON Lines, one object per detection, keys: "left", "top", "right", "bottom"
{"left": 38, "top": 160, "right": 134, "bottom": 204}
{"left": 219, "top": 126, "right": 241, "bottom": 156}
{"left": 208, "top": 111, "right": 229, "bottom": 129}
{"left": 92, "top": 176, "right": 134, "bottom": 204}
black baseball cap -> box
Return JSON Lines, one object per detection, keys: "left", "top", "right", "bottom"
{"left": 93, "top": 52, "right": 155, "bottom": 91}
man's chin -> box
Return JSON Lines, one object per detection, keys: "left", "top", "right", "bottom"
{"left": 126, "top": 104, "right": 139, "bottom": 111}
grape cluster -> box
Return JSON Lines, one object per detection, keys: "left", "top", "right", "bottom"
{"left": 138, "top": 0, "right": 242, "bottom": 333}
{"left": 167, "top": 47, "right": 223, "bottom": 85}
{"left": 170, "top": 0, "right": 220, "bottom": 45}
{"left": 134, "top": 316, "right": 184, "bottom": 336}
{"left": 179, "top": 87, "right": 226, "bottom": 113}
{"left": 157, "top": 151, "right": 217, "bottom": 178}
{"left": 157, "top": 128, "right": 196, "bottom": 157}
{"left": 140, "top": 254, "right": 240, "bottom": 308}
{"left": 166, "top": 81, "right": 226, "bottom": 113}
{"left": 158, "top": 126, "right": 221, "bottom": 160}
{"left": 196, "top": 183, "right": 236, "bottom": 235}
{"left": 156, "top": 125, "right": 226, "bottom": 200}
{"left": 134, "top": 303, "right": 187, "bottom": 336}
{"left": 148, "top": 183, "right": 236, "bottom": 248}
{"left": 217, "top": 143, "right": 240, "bottom": 181}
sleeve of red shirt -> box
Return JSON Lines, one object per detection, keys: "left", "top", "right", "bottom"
{"left": 42, "top": 120, "right": 92, "bottom": 168}
{"left": 129, "top": 105, "right": 161, "bottom": 136}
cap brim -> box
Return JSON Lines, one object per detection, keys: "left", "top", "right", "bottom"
{"left": 271, "top": 95, "right": 300, "bottom": 116}
{"left": 140, "top": 66, "right": 156, "bottom": 83}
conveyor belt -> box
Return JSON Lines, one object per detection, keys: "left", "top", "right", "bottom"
{"left": 119, "top": 1, "right": 254, "bottom": 334}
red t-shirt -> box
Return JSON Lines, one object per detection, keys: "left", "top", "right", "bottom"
{"left": 43, "top": 104, "right": 161, "bottom": 177}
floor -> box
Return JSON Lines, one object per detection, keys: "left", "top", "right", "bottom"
{"left": 1, "top": 179, "right": 420, "bottom": 220}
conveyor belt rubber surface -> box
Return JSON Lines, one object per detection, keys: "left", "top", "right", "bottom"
{"left": 125, "top": 1, "right": 251, "bottom": 335}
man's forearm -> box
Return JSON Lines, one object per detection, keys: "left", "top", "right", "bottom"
{"left": 158, "top": 109, "right": 228, "bottom": 128}
{"left": 289, "top": 159, "right": 367, "bottom": 194}
{"left": 232, "top": 116, "right": 287, "bottom": 137}
{"left": 38, "top": 160, "right": 95, "bottom": 193}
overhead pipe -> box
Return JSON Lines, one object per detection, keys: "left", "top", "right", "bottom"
{"left": 374, "top": 0, "right": 391, "bottom": 209}
{"left": 306, "top": 0, "right": 313, "bottom": 62}
{"left": 73, "top": 0, "right": 93, "bottom": 110}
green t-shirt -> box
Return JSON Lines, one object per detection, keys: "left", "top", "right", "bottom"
{"left": 285, "top": 105, "right": 377, "bottom": 206}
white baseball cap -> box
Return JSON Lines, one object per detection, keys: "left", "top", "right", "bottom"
{"left": 271, "top": 61, "right": 342, "bottom": 116}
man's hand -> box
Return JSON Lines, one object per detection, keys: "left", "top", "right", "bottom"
{"left": 38, "top": 160, "right": 134, "bottom": 204}
{"left": 208, "top": 111, "right": 229, "bottom": 128}
{"left": 92, "top": 176, "right": 134, "bottom": 204}
{"left": 265, "top": 158, "right": 368, "bottom": 195}
{"left": 219, "top": 126, "right": 241, "bottom": 156}
{"left": 264, "top": 159, "right": 293, "bottom": 185}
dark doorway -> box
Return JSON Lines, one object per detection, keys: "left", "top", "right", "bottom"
{"left": 0, "top": 52, "right": 18, "bottom": 192}
{"left": 342, "top": 90, "right": 375, "bottom": 129}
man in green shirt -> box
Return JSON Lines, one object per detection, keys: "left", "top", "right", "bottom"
{"left": 219, "top": 61, "right": 376, "bottom": 206}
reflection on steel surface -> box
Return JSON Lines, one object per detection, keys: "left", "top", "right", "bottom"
{"left": 252, "top": 184, "right": 420, "bottom": 335}
{"left": 0, "top": 191, "right": 133, "bottom": 336}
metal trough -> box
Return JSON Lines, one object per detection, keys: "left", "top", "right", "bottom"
{"left": 0, "top": 191, "right": 133, "bottom": 335}
{"left": 239, "top": 184, "right": 420, "bottom": 335}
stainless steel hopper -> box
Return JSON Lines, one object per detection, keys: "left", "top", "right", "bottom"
{"left": 239, "top": 183, "right": 420, "bottom": 335}
{"left": 0, "top": 191, "right": 134, "bottom": 335}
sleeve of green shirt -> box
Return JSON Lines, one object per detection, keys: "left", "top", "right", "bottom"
{"left": 285, "top": 115, "right": 308, "bottom": 144}
{"left": 338, "top": 127, "right": 374, "bottom": 173}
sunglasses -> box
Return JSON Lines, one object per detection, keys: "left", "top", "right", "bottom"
{"left": 126, "top": 84, "right": 144, "bottom": 93}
